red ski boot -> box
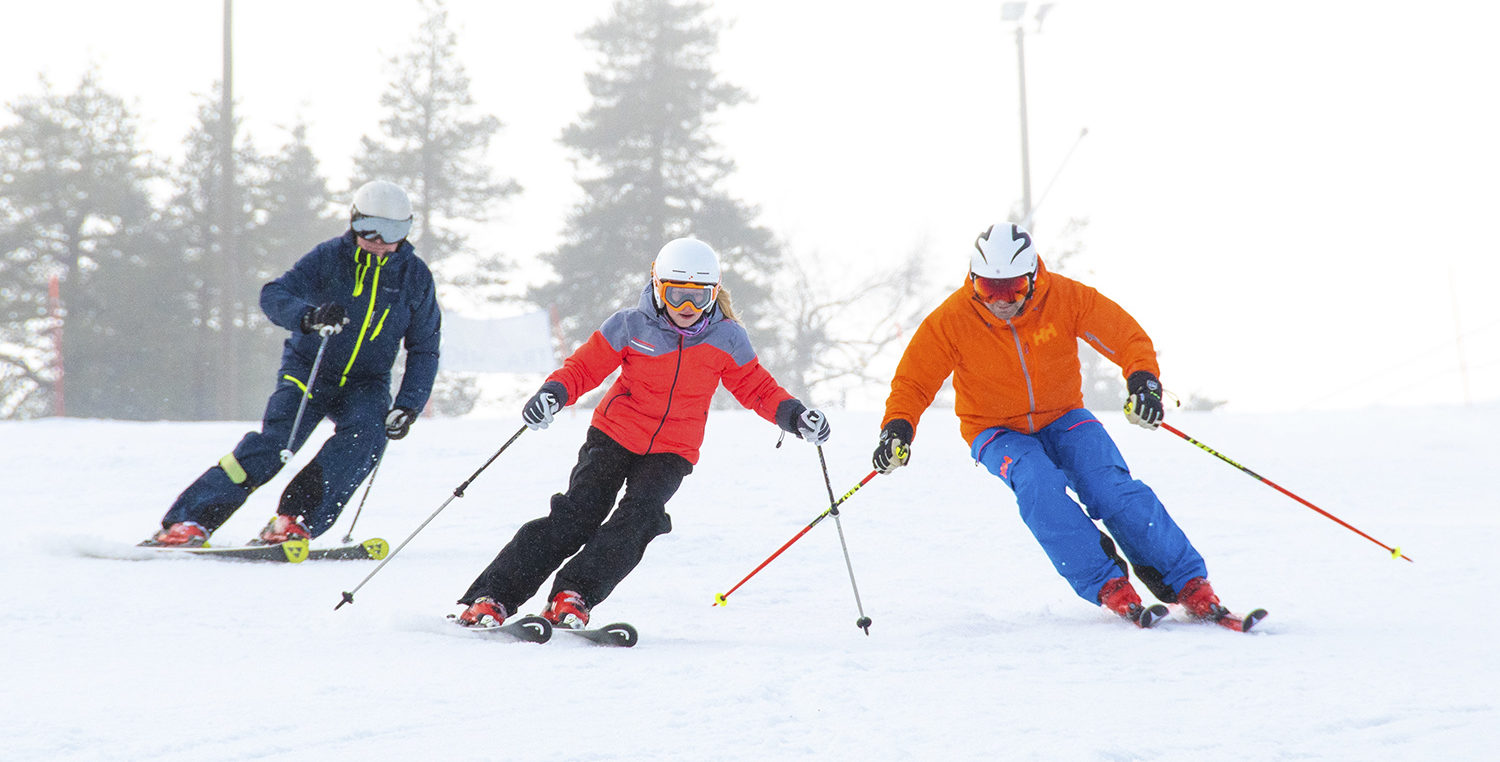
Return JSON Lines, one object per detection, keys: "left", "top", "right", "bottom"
{"left": 254, "top": 515, "right": 311, "bottom": 545}
{"left": 1177, "top": 576, "right": 1268, "bottom": 632}
{"left": 1098, "top": 577, "right": 1168, "bottom": 628}
{"left": 541, "top": 590, "right": 590, "bottom": 630}
{"left": 455, "top": 597, "right": 508, "bottom": 628}
{"left": 1177, "top": 577, "right": 1228, "bottom": 620}
{"left": 139, "top": 522, "right": 208, "bottom": 547}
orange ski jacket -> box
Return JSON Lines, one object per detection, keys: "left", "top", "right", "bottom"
{"left": 882, "top": 260, "right": 1160, "bottom": 444}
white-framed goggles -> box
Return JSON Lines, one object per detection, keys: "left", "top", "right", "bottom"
{"left": 351, "top": 213, "right": 413, "bottom": 244}
{"left": 657, "top": 279, "right": 718, "bottom": 310}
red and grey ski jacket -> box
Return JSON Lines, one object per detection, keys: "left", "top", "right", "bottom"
{"left": 543, "top": 286, "right": 800, "bottom": 465}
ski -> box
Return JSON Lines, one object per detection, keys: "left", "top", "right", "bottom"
{"left": 141, "top": 538, "right": 310, "bottom": 563}
{"left": 1210, "top": 608, "right": 1268, "bottom": 633}
{"left": 554, "top": 622, "right": 639, "bottom": 647}
{"left": 306, "top": 538, "right": 388, "bottom": 561}
{"left": 445, "top": 613, "right": 552, "bottom": 643}
{"left": 1135, "top": 604, "right": 1171, "bottom": 629}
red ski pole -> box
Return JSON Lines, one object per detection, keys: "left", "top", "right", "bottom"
{"left": 714, "top": 469, "right": 880, "bottom": 606}
{"left": 1159, "top": 422, "right": 1412, "bottom": 563}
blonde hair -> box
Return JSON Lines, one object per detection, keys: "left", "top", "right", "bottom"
{"left": 715, "top": 284, "right": 738, "bottom": 321}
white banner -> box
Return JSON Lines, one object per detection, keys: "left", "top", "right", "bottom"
{"left": 440, "top": 310, "right": 556, "bottom": 373}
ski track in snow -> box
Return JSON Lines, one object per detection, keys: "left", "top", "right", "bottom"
{"left": 2, "top": 406, "right": 1495, "bottom": 760}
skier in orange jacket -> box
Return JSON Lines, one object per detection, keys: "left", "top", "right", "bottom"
{"left": 873, "top": 222, "right": 1244, "bottom": 628}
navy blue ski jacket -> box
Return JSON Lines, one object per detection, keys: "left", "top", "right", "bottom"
{"left": 260, "top": 231, "right": 441, "bottom": 411}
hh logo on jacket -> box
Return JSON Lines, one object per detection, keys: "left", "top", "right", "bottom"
{"left": 1031, "top": 323, "right": 1059, "bottom": 345}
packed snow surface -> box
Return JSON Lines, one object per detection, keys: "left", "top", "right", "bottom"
{"left": 3, "top": 405, "right": 1494, "bottom": 760}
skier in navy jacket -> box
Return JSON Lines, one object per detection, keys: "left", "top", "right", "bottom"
{"left": 142, "top": 181, "right": 442, "bottom": 547}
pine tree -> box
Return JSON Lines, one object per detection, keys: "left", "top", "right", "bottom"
{"left": 532, "top": 0, "right": 783, "bottom": 351}
{"left": 352, "top": 0, "right": 518, "bottom": 274}
{"left": 0, "top": 71, "right": 169, "bottom": 419}
{"left": 161, "top": 85, "right": 287, "bottom": 419}
{"left": 255, "top": 122, "right": 341, "bottom": 278}
{"left": 350, "top": 0, "right": 520, "bottom": 416}
{"left": 232, "top": 121, "right": 344, "bottom": 416}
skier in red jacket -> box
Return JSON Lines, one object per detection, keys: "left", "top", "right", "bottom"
{"left": 455, "top": 238, "right": 831, "bottom": 629}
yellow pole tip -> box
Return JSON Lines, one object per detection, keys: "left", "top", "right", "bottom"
{"left": 1391, "top": 546, "right": 1401, "bottom": 559}
{"left": 713, "top": 593, "right": 727, "bottom": 606}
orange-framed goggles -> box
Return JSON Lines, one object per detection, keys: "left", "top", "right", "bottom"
{"left": 657, "top": 279, "right": 718, "bottom": 310}
{"left": 971, "top": 272, "right": 1034, "bottom": 304}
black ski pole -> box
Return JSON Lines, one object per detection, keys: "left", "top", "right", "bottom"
{"left": 335, "top": 424, "right": 527, "bottom": 610}
{"left": 817, "top": 445, "right": 873, "bottom": 635}
{"left": 340, "top": 453, "right": 382, "bottom": 545}
{"left": 280, "top": 326, "right": 336, "bottom": 464}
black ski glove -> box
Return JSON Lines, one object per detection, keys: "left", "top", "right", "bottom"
{"left": 302, "top": 302, "right": 348, "bottom": 335}
{"left": 1124, "top": 371, "right": 1164, "bottom": 429}
{"left": 385, "top": 407, "right": 417, "bottom": 440}
{"left": 522, "top": 382, "right": 568, "bottom": 431}
{"left": 872, "top": 419, "right": 914, "bottom": 474}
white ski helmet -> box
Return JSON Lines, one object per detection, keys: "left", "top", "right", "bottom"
{"left": 651, "top": 238, "right": 721, "bottom": 312}
{"left": 350, "top": 180, "right": 414, "bottom": 243}
{"left": 653, "top": 238, "right": 720, "bottom": 285}
{"left": 971, "top": 222, "right": 1037, "bottom": 279}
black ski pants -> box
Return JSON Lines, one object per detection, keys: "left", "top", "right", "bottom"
{"left": 460, "top": 426, "right": 692, "bottom": 615}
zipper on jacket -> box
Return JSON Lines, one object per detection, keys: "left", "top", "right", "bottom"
{"left": 340, "top": 249, "right": 387, "bottom": 387}
{"left": 602, "top": 389, "right": 630, "bottom": 417}
{"left": 371, "top": 307, "right": 390, "bottom": 339}
{"left": 644, "top": 334, "right": 686, "bottom": 453}
{"left": 1004, "top": 319, "right": 1039, "bottom": 433}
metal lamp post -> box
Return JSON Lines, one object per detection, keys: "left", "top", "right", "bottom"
{"left": 1001, "top": 2, "right": 1055, "bottom": 229}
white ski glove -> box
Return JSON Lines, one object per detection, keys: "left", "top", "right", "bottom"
{"left": 796, "top": 409, "right": 832, "bottom": 445}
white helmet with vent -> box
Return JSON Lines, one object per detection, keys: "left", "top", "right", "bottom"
{"left": 971, "top": 222, "right": 1037, "bottom": 279}
{"left": 652, "top": 238, "right": 720, "bottom": 285}
{"left": 349, "top": 181, "right": 414, "bottom": 243}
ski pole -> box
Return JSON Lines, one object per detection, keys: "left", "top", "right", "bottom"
{"left": 817, "top": 445, "right": 874, "bottom": 635}
{"left": 714, "top": 468, "right": 879, "bottom": 608}
{"left": 1159, "top": 422, "right": 1413, "bottom": 562}
{"left": 335, "top": 424, "right": 528, "bottom": 610}
{"left": 340, "top": 452, "right": 382, "bottom": 544}
{"left": 280, "top": 326, "right": 336, "bottom": 463}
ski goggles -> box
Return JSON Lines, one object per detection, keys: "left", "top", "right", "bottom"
{"left": 351, "top": 213, "right": 413, "bottom": 244}
{"left": 971, "top": 273, "right": 1034, "bottom": 304}
{"left": 657, "top": 279, "right": 718, "bottom": 310}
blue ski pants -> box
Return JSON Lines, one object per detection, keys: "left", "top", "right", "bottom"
{"left": 161, "top": 368, "right": 390, "bottom": 539}
{"left": 970, "top": 409, "right": 1207, "bottom": 604}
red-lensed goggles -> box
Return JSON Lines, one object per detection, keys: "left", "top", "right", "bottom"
{"left": 657, "top": 280, "right": 718, "bottom": 310}
{"left": 971, "top": 273, "right": 1034, "bottom": 304}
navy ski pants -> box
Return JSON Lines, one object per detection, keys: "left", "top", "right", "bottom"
{"left": 460, "top": 426, "right": 692, "bottom": 614}
{"left": 970, "top": 408, "right": 1207, "bottom": 605}
{"left": 161, "top": 368, "right": 389, "bottom": 539}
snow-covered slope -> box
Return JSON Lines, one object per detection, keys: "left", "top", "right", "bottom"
{"left": 2, "top": 405, "right": 1493, "bottom": 760}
